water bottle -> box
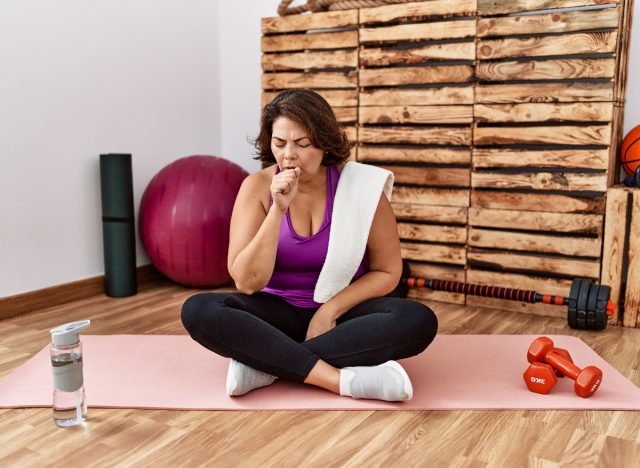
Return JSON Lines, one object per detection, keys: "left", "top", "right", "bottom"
{"left": 50, "top": 320, "right": 90, "bottom": 427}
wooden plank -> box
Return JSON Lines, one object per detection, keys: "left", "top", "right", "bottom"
{"left": 262, "top": 10, "right": 358, "bottom": 34}
{"left": 409, "top": 287, "right": 465, "bottom": 304}
{"left": 262, "top": 90, "right": 359, "bottom": 107}
{"left": 468, "top": 207, "right": 603, "bottom": 234}
{"left": 361, "top": 0, "right": 477, "bottom": 24}
{"left": 262, "top": 30, "right": 358, "bottom": 53}
{"left": 393, "top": 186, "right": 470, "bottom": 207}
{"left": 262, "top": 71, "right": 357, "bottom": 90}
{"left": 359, "top": 126, "right": 472, "bottom": 146}
{"left": 380, "top": 165, "right": 471, "bottom": 187}
{"left": 344, "top": 126, "right": 357, "bottom": 143}
{"left": 407, "top": 261, "right": 466, "bottom": 304}
{"left": 465, "top": 295, "right": 565, "bottom": 318}
{"left": 470, "top": 191, "right": 605, "bottom": 214}
{"left": 600, "top": 187, "right": 628, "bottom": 325}
{"left": 262, "top": 50, "right": 358, "bottom": 71}
{"left": 392, "top": 203, "right": 468, "bottom": 223}
{"left": 360, "top": 65, "right": 474, "bottom": 87}
{"left": 468, "top": 227, "right": 602, "bottom": 257}
{"left": 360, "top": 106, "right": 473, "bottom": 125}
{"left": 476, "top": 58, "right": 615, "bottom": 81}
{"left": 401, "top": 241, "right": 467, "bottom": 265}
{"left": 359, "top": 146, "right": 471, "bottom": 164}
{"left": 477, "top": 32, "right": 617, "bottom": 60}
{"left": 614, "top": 0, "right": 633, "bottom": 103}
{"left": 609, "top": 104, "right": 625, "bottom": 185}
{"left": 475, "top": 82, "right": 613, "bottom": 104}
{"left": 466, "top": 269, "right": 573, "bottom": 298}
{"left": 477, "top": 9, "right": 619, "bottom": 37}
{"left": 474, "top": 103, "right": 613, "bottom": 123}
{"left": 409, "top": 261, "right": 466, "bottom": 282}
{"left": 360, "top": 21, "right": 476, "bottom": 44}
{"left": 472, "top": 149, "right": 609, "bottom": 170}
{"left": 333, "top": 107, "right": 357, "bottom": 123}
{"left": 478, "top": 0, "right": 619, "bottom": 16}
{"left": 398, "top": 223, "right": 467, "bottom": 244}
{"left": 361, "top": 87, "right": 474, "bottom": 106}
{"left": 360, "top": 42, "right": 475, "bottom": 66}
{"left": 471, "top": 171, "right": 608, "bottom": 192}
{"left": 467, "top": 249, "right": 601, "bottom": 279}
{"left": 624, "top": 192, "right": 640, "bottom": 327}
{"left": 474, "top": 125, "right": 612, "bottom": 146}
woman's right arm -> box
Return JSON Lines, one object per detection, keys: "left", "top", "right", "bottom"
{"left": 227, "top": 174, "right": 284, "bottom": 294}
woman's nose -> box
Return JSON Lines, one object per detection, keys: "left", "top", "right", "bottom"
{"left": 283, "top": 143, "right": 296, "bottom": 159}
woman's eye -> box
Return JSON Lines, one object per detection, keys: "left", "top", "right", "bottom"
{"left": 298, "top": 144, "right": 310, "bottom": 148}
{"left": 274, "top": 143, "right": 284, "bottom": 148}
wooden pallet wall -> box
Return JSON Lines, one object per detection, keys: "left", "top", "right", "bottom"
{"left": 358, "top": 1, "right": 476, "bottom": 304}
{"left": 261, "top": 0, "right": 632, "bottom": 317}
{"left": 262, "top": 11, "right": 359, "bottom": 154}
{"left": 466, "top": 0, "right": 620, "bottom": 317}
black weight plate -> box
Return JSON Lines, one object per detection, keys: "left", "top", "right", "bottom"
{"left": 595, "top": 285, "right": 611, "bottom": 330}
{"left": 567, "top": 279, "right": 583, "bottom": 329}
{"left": 576, "top": 279, "right": 592, "bottom": 330}
{"left": 586, "top": 283, "right": 598, "bottom": 330}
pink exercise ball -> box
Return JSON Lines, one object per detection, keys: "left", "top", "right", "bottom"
{"left": 139, "top": 155, "right": 248, "bottom": 287}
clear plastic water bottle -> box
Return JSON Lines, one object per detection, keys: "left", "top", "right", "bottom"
{"left": 50, "top": 320, "right": 90, "bottom": 427}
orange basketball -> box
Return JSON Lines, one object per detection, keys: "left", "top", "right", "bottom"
{"left": 620, "top": 124, "right": 640, "bottom": 176}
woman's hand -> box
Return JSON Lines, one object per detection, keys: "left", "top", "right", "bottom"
{"left": 270, "top": 167, "right": 300, "bottom": 212}
{"left": 305, "top": 303, "right": 338, "bottom": 341}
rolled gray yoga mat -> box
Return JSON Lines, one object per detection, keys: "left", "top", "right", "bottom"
{"left": 99, "top": 153, "right": 137, "bottom": 297}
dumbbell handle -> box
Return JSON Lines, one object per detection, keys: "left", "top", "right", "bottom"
{"left": 403, "top": 277, "right": 615, "bottom": 317}
{"left": 544, "top": 352, "right": 582, "bottom": 381}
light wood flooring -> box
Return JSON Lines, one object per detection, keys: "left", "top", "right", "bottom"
{"left": 1, "top": 281, "right": 639, "bottom": 467}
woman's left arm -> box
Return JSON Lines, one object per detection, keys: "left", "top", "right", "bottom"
{"left": 305, "top": 193, "right": 403, "bottom": 340}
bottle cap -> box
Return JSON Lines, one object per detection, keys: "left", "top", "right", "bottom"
{"left": 50, "top": 320, "right": 91, "bottom": 346}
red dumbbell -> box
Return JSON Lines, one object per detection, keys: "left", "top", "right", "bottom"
{"left": 522, "top": 347, "right": 574, "bottom": 394}
{"left": 527, "top": 336, "right": 603, "bottom": 398}
{"left": 551, "top": 348, "right": 573, "bottom": 378}
{"left": 523, "top": 362, "right": 557, "bottom": 394}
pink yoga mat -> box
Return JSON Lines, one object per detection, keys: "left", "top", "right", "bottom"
{"left": 1, "top": 334, "right": 639, "bottom": 411}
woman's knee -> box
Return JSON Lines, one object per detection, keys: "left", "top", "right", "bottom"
{"left": 181, "top": 292, "right": 223, "bottom": 334}
{"left": 402, "top": 300, "right": 439, "bottom": 349}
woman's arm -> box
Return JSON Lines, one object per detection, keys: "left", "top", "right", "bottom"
{"left": 319, "top": 193, "right": 403, "bottom": 319}
{"left": 227, "top": 174, "right": 284, "bottom": 294}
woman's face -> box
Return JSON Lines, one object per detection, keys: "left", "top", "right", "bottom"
{"left": 271, "top": 117, "right": 324, "bottom": 179}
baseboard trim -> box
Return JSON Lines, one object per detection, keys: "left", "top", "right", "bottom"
{"left": 0, "top": 265, "right": 166, "bottom": 320}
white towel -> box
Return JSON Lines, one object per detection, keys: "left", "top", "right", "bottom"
{"left": 313, "top": 161, "right": 394, "bottom": 303}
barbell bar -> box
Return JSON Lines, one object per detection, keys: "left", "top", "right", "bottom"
{"left": 397, "top": 269, "right": 615, "bottom": 330}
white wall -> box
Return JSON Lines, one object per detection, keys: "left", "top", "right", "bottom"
{"left": 2, "top": 1, "right": 640, "bottom": 298}
{"left": 219, "top": 1, "right": 276, "bottom": 173}
{"left": 0, "top": 0, "right": 221, "bottom": 297}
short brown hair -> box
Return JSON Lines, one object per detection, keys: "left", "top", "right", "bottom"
{"left": 253, "top": 89, "right": 351, "bottom": 166}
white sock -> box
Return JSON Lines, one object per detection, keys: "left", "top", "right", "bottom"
{"left": 339, "top": 361, "right": 413, "bottom": 402}
{"left": 339, "top": 368, "right": 355, "bottom": 397}
{"left": 226, "top": 359, "right": 278, "bottom": 397}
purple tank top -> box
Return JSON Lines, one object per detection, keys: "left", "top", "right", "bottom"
{"left": 262, "top": 164, "right": 369, "bottom": 308}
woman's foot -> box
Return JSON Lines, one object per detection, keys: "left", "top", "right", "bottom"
{"left": 226, "top": 359, "right": 278, "bottom": 396}
{"left": 339, "top": 361, "right": 413, "bottom": 401}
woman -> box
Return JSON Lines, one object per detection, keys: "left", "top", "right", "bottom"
{"left": 181, "top": 89, "right": 438, "bottom": 401}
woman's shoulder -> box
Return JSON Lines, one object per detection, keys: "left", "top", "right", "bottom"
{"left": 243, "top": 164, "right": 275, "bottom": 187}
{"left": 239, "top": 165, "right": 275, "bottom": 211}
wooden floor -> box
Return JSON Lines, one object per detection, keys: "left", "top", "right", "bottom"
{"left": 1, "top": 281, "right": 639, "bottom": 467}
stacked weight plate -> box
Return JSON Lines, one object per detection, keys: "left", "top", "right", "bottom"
{"left": 466, "top": 0, "right": 620, "bottom": 317}
{"left": 261, "top": 10, "right": 359, "bottom": 157}
{"left": 358, "top": 0, "right": 476, "bottom": 304}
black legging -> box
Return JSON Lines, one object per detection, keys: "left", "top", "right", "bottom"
{"left": 181, "top": 291, "right": 438, "bottom": 383}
